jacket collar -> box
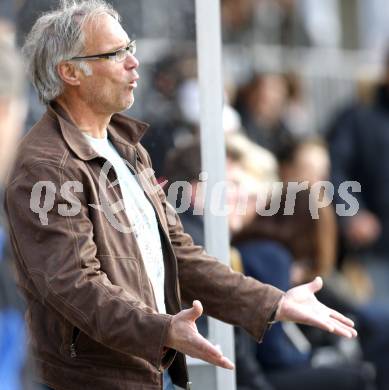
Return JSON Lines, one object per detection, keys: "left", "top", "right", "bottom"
{"left": 47, "top": 102, "right": 150, "bottom": 161}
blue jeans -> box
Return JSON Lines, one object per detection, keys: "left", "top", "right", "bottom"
{"left": 163, "top": 370, "right": 175, "bottom": 390}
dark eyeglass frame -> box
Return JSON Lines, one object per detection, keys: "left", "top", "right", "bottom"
{"left": 69, "top": 40, "right": 136, "bottom": 62}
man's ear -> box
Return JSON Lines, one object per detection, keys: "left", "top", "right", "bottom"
{"left": 57, "top": 62, "right": 82, "bottom": 86}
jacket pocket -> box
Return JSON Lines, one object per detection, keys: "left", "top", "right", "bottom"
{"left": 67, "top": 327, "right": 153, "bottom": 369}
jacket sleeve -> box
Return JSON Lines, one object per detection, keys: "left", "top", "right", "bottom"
{"left": 142, "top": 148, "right": 284, "bottom": 343}
{"left": 5, "top": 162, "right": 171, "bottom": 369}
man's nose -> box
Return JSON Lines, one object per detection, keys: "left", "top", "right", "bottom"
{"left": 124, "top": 53, "right": 139, "bottom": 70}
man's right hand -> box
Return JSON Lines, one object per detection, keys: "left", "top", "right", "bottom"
{"left": 165, "top": 300, "right": 234, "bottom": 370}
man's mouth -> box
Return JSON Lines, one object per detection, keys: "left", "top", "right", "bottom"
{"left": 129, "top": 77, "right": 139, "bottom": 88}
{"left": 129, "top": 81, "right": 137, "bottom": 89}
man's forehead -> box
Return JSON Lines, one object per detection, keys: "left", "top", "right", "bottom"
{"left": 84, "top": 14, "right": 129, "bottom": 53}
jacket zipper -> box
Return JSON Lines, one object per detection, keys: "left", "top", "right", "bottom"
{"left": 133, "top": 150, "right": 190, "bottom": 386}
{"left": 132, "top": 153, "right": 174, "bottom": 390}
{"left": 70, "top": 327, "right": 81, "bottom": 358}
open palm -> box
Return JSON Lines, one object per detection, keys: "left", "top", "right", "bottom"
{"left": 166, "top": 300, "right": 235, "bottom": 369}
{"left": 275, "top": 277, "right": 357, "bottom": 338}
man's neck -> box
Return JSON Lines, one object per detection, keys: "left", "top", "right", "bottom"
{"left": 55, "top": 95, "right": 111, "bottom": 139}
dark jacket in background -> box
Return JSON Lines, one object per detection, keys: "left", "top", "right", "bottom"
{"left": 328, "top": 85, "right": 389, "bottom": 257}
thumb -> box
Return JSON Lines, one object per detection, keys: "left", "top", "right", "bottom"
{"left": 307, "top": 276, "right": 323, "bottom": 294}
{"left": 183, "top": 300, "right": 203, "bottom": 322}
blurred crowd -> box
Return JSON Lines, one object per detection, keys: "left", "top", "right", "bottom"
{"left": 2, "top": 0, "right": 389, "bottom": 389}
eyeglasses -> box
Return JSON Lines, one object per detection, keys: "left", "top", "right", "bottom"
{"left": 70, "top": 40, "right": 136, "bottom": 63}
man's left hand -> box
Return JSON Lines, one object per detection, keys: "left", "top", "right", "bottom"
{"left": 275, "top": 276, "right": 357, "bottom": 338}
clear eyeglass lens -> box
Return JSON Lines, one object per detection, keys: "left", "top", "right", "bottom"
{"left": 129, "top": 42, "right": 136, "bottom": 55}
{"left": 115, "top": 42, "right": 136, "bottom": 62}
{"left": 115, "top": 49, "right": 127, "bottom": 62}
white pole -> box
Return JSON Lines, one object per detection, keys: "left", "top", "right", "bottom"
{"left": 195, "top": 1, "right": 236, "bottom": 390}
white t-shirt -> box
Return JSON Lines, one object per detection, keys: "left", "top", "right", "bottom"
{"left": 83, "top": 132, "right": 166, "bottom": 314}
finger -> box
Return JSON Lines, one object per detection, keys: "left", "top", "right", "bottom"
{"left": 218, "top": 356, "right": 235, "bottom": 370}
{"left": 301, "top": 312, "right": 357, "bottom": 338}
{"left": 298, "top": 311, "right": 357, "bottom": 339}
{"left": 191, "top": 337, "right": 235, "bottom": 370}
{"left": 307, "top": 309, "right": 357, "bottom": 338}
{"left": 307, "top": 276, "right": 323, "bottom": 294}
{"left": 192, "top": 333, "right": 224, "bottom": 360}
{"left": 197, "top": 352, "right": 235, "bottom": 370}
{"left": 215, "top": 344, "right": 235, "bottom": 370}
{"left": 327, "top": 317, "right": 358, "bottom": 338}
{"left": 192, "top": 300, "right": 203, "bottom": 317}
{"left": 328, "top": 309, "right": 355, "bottom": 327}
{"left": 327, "top": 319, "right": 357, "bottom": 338}
{"left": 180, "top": 300, "right": 203, "bottom": 322}
{"left": 292, "top": 306, "right": 338, "bottom": 334}
{"left": 296, "top": 313, "right": 335, "bottom": 333}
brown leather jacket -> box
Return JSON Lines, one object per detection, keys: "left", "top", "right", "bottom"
{"left": 4, "top": 104, "right": 283, "bottom": 390}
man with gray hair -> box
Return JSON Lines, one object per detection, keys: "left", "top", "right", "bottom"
{"left": 5, "top": 1, "right": 356, "bottom": 389}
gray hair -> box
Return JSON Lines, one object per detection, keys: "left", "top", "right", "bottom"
{"left": 22, "top": 0, "right": 120, "bottom": 104}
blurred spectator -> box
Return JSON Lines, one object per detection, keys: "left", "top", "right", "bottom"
{"left": 141, "top": 53, "right": 211, "bottom": 179}
{"left": 143, "top": 53, "right": 243, "bottom": 177}
{"left": 328, "top": 52, "right": 389, "bottom": 303}
{"left": 177, "top": 77, "right": 243, "bottom": 135}
{"left": 235, "top": 72, "right": 294, "bottom": 158}
{"left": 225, "top": 132, "right": 279, "bottom": 233}
{"left": 223, "top": 0, "right": 340, "bottom": 48}
{"left": 233, "top": 139, "right": 337, "bottom": 285}
{"left": 164, "top": 138, "right": 204, "bottom": 248}
{"left": 283, "top": 72, "right": 314, "bottom": 138}
{"left": 226, "top": 132, "right": 279, "bottom": 183}
{"left": 327, "top": 55, "right": 389, "bottom": 389}
{"left": 0, "top": 38, "right": 32, "bottom": 389}
{"left": 278, "top": 138, "right": 330, "bottom": 183}
{"left": 255, "top": 0, "right": 310, "bottom": 47}
{"left": 221, "top": 0, "right": 256, "bottom": 43}
{"left": 280, "top": 140, "right": 337, "bottom": 283}
{"left": 141, "top": 54, "right": 192, "bottom": 177}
